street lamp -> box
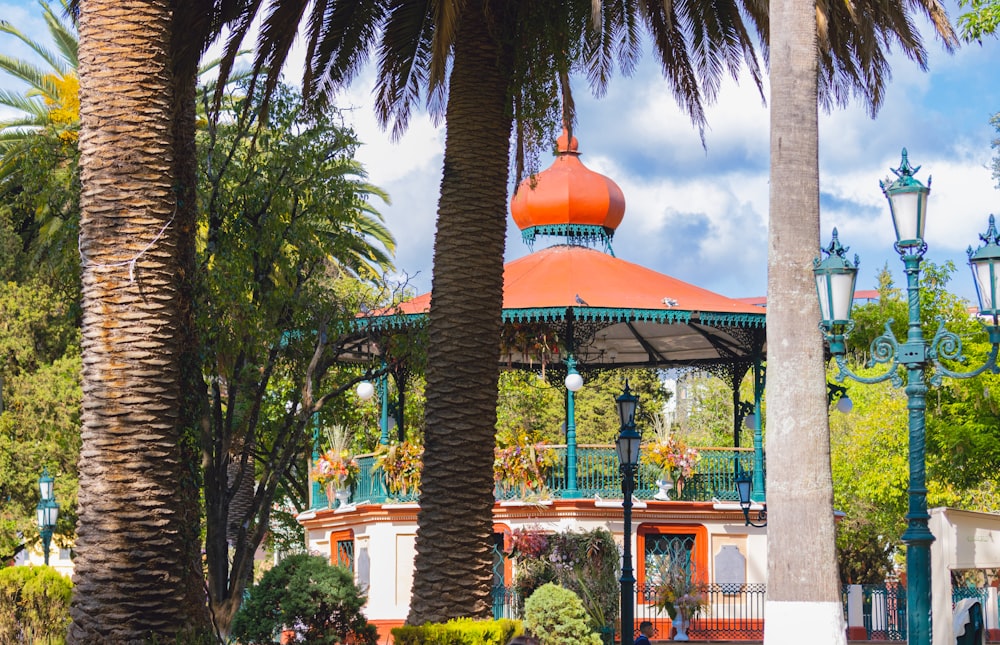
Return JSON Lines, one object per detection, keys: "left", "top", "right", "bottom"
{"left": 36, "top": 468, "right": 59, "bottom": 566}
{"left": 735, "top": 468, "right": 767, "bottom": 528}
{"left": 814, "top": 149, "right": 1000, "bottom": 645}
{"left": 615, "top": 382, "right": 640, "bottom": 645}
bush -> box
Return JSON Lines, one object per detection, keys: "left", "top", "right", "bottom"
{"left": 391, "top": 617, "right": 521, "bottom": 644}
{"left": 0, "top": 565, "right": 72, "bottom": 644}
{"left": 230, "top": 554, "right": 378, "bottom": 644}
{"left": 523, "top": 583, "right": 602, "bottom": 645}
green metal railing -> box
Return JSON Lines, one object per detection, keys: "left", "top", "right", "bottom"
{"left": 312, "top": 446, "right": 762, "bottom": 510}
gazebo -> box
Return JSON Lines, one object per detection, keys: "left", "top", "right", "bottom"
{"left": 300, "top": 130, "right": 770, "bottom": 641}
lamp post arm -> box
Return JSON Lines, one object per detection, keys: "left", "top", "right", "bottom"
{"left": 831, "top": 332, "right": 905, "bottom": 388}
{"left": 929, "top": 320, "right": 1000, "bottom": 384}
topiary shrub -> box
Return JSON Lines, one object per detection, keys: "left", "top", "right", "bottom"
{"left": 523, "top": 583, "right": 602, "bottom": 645}
{"left": 0, "top": 565, "right": 72, "bottom": 644}
{"left": 230, "top": 554, "right": 378, "bottom": 644}
{"left": 391, "top": 617, "right": 522, "bottom": 644}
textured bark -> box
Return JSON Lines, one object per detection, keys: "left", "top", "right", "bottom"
{"left": 765, "top": 0, "right": 845, "bottom": 641}
{"left": 407, "top": 0, "right": 514, "bottom": 624}
{"left": 70, "top": 1, "right": 208, "bottom": 640}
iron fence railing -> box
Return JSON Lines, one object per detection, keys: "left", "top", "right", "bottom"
{"left": 490, "top": 582, "right": 767, "bottom": 641}
{"left": 864, "top": 584, "right": 906, "bottom": 641}
{"left": 313, "top": 445, "right": 761, "bottom": 510}
{"left": 635, "top": 582, "right": 767, "bottom": 641}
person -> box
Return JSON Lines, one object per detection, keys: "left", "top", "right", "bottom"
{"left": 507, "top": 635, "right": 541, "bottom": 645}
{"left": 635, "top": 620, "right": 655, "bottom": 644}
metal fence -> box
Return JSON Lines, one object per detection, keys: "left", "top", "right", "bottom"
{"left": 491, "top": 582, "right": 768, "bottom": 641}
{"left": 317, "top": 446, "right": 760, "bottom": 509}
{"left": 635, "top": 582, "right": 767, "bottom": 641}
{"left": 862, "top": 584, "right": 906, "bottom": 641}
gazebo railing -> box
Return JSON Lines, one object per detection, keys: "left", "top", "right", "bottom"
{"left": 313, "top": 445, "right": 761, "bottom": 510}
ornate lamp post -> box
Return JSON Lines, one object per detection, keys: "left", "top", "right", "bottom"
{"left": 615, "top": 382, "right": 640, "bottom": 645}
{"left": 814, "top": 149, "right": 1000, "bottom": 645}
{"left": 36, "top": 468, "right": 59, "bottom": 566}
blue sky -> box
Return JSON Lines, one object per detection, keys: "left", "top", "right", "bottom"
{"left": 2, "top": 0, "right": 999, "bottom": 303}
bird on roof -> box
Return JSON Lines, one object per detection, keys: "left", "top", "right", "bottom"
{"left": 575, "top": 294, "right": 589, "bottom": 306}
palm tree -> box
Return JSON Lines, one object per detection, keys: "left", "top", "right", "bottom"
{"left": 217, "top": 0, "right": 962, "bottom": 624}
{"left": 67, "top": 0, "right": 249, "bottom": 639}
{"left": 69, "top": 0, "right": 209, "bottom": 640}
{"left": 0, "top": 0, "right": 78, "bottom": 149}
{"left": 764, "top": 3, "right": 956, "bottom": 645}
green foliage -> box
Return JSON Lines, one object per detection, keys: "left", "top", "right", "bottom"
{"left": 391, "top": 618, "right": 522, "bottom": 644}
{"left": 0, "top": 279, "right": 81, "bottom": 559}
{"left": 0, "top": 565, "right": 72, "bottom": 644}
{"left": 230, "top": 554, "right": 377, "bottom": 644}
{"left": 512, "top": 528, "right": 619, "bottom": 632}
{"left": 830, "top": 264, "right": 1000, "bottom": 580}
{"left": 958, "top": 0, "right": 1000, "bottom": 41}
{"left": 523, "top": 583, "right": 603, "bottom": 645}
{"left": 555, "top": 369, "right": 670, "bottom": 445}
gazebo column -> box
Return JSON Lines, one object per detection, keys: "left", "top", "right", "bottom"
{"left": 564, "top": 355, "right": 582, "bottom": 498}
{"left": 751, "top": 359, "right": 766, "bottom": 503}
{"left": 379, "top": 366, "right": 391, "bottom": 445}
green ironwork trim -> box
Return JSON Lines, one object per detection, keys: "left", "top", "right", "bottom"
{"left": 503, "top": 307, "right": 693, "bottom": 324}
{"left": 521, "top": 224, "right": 613, "bottom": 244}
{"left": 350, "top": 313, "right": 426, "bottom": 331}
{"left": 697, "top": 312, "right": 766, "bottom": 328}
{"left": 349, "top": 307, "right": 763, "bottom": 330}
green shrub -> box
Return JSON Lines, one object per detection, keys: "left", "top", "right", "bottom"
{"left": 230, "top": 554, "right": 378, "bottom": 644}
{"left": 391, "top": 617, "right": 522, "bottom": 644}
{"left": 523, "top": 583, "right": 602, "bottom": 645}
{"left": 0, "top": 565, "right": 72, "bottom": 644}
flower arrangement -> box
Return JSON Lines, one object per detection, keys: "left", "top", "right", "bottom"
{"left": 312, "top": 426, "right": 359, "bottom": 491}
{"left": 312, "top": 449, "right": 360, "bottom": 489}
{"left": 494, "top": 430, "right": 559, "bottom": 496}
{"left": 504, "top": 525, "right": 549, "bottom": 559}
{"left": 645, "top": 435, "right": 700, "bottom": 483}
{"left": 651, "top": 562, "right": 708, "bottom": 620}
{"left": 374, "top": 441, "right": 423, "bottom": 496}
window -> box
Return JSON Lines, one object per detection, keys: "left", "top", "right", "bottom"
{"left": 637, "top": 524, "right": 708, "bottom": 601}
{"left": 330, "top": 529, "right": 354, "bottom": 571}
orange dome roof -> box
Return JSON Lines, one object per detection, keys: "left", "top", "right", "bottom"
{"left": 510, "top": 130, "right": 625, "bottom": 238}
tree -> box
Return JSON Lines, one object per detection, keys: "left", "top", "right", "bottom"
{"left": 216, "top": 0, "right": 964, "bottom": 624}
{"left": 0, "top": 280, "right": 80, "bottom": 562}
{"left": 958, "top": 0, "right": 1000, "bottom": 41}
{"left": 68, "top": 0, "right": 232, "bottom": 638}
{"left": 196, "top": 81, "right": 396, "bottom": 637}
{"left": 765, "top": 0, "right": 956, "bottom": 642}
{"left": 220, "top": 0, "right": 775, "bottom": 621}
{"left": 0, "top": 0, "right": 78, "bottom": 149}
{"left": 231, "top": 554, "right": 378, "bottom": 645}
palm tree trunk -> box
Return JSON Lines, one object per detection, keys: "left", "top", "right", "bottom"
{"left": 764, "top": 0, "right": 846, "bottom": 643}
{"left": 407, "top": 0, "right": 514, "bottom": 624}
{"left": 70, "top": 1, "right": 208, "bottom": 639}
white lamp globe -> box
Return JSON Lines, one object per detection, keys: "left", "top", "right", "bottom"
{"left": 835, "top": 396, "right": 853, "bottom": 414}
{"left": 356, "top": 381, "right": 375, "bottom": 401}
{"left": 564, "top": 372, "right": 584, "bottom": 392}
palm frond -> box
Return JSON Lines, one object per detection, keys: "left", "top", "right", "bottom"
{"left": 375, "top": 0, "right": 435, "bottom": 138}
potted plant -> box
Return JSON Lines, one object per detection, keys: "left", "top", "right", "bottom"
{"left": 651, "top": 562, "right": 707, "bottom": 641}
{"left": 645, "top": 434, "right": 700, "bottom": 500}
{"left": 312, "top": 426, "right": 360, "bottom": 508}
{"left": 494, "top": 429, "right": 559, "bottom": 498}
{"left": 374, "top": 441, "right": 423, "bottom": 498}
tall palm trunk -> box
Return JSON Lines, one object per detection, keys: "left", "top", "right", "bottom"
{"left": 407, "top": 0, "right": 514, "bottom": 624}
{"left": 764, "top": 0, "right": 846, "bottom": 643}
{"left": 70, "top": 1, "right": 208, "bottom": 640}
